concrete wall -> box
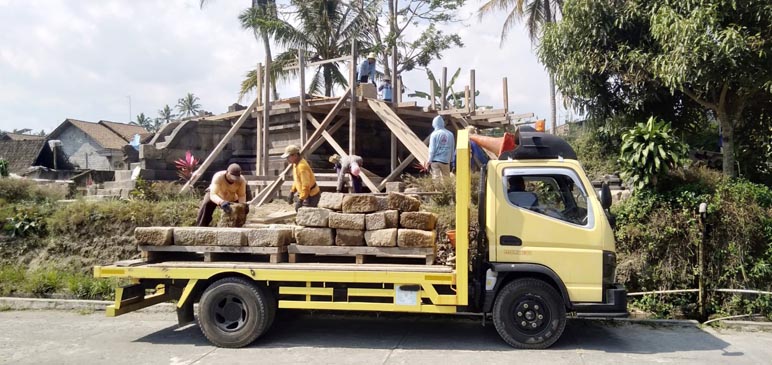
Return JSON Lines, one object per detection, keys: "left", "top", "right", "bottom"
{"left": 58, "top": 127, "right": 113, "bottom": 170}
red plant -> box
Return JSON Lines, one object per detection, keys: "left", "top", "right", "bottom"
{"left": 175, "top": 151, "right": 200, "bottom": 181}
{"left": 412, "top": 161, "right": 429, "bottom": 173}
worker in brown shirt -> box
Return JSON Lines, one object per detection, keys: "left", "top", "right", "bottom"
{"left": 196, "top": 163, "right": 248, "bottom": 226}
{"left": 282, "top": 145, "right": 321, "bottom": 211}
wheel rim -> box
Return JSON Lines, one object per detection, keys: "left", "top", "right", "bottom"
{"left": 212, "top": 295, "right": 249, "bottom": 332}
{"left": 512, "top": 295, "right": 550, "bottom": 333}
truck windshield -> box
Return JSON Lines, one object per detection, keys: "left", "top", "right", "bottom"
{"left": 504, "top": 170, "right": 590, "bottom": 227}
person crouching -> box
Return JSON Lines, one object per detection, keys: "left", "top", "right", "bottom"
{"left": 196, "top": 163, "right": 248, "bottom": 227}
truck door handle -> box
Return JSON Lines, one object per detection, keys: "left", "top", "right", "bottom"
{"left": 500, "top": 235, "right": 522, "bottom": 246}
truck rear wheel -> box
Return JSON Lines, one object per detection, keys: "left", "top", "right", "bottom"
{"left": 492, "top": 278, "right": 566, "bottom": 349}
{"left": 197, "top": 277, "right": 272, "bottom": 348}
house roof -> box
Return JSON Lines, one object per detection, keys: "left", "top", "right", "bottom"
{"left": 0, "top": 140, "right": 45, "bottom": 173}
{"left": 48, "top": 119, "right": 131, "bottom": 150}
{"left": 1, "top": 133, "right": 45, "bottom": 141}
{"left": 98, "top": 120, "right": 148, "bottom": 141}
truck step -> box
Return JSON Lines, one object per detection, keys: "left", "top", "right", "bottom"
{"left": 287, "top": 244, "right": 435, "bottom": 265}
{"left": 139, "top": 245, "right": 288, "bottom": 264}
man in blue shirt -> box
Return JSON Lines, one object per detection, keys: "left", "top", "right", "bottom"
{"left": 357, "top": 52, "right": 376, "bottom": 84}
{"left": 425, "top": 115, "right": 455, "bottom": 180}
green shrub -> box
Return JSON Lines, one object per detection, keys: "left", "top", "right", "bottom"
{"left": 566, "top": 124, "right": 622, "bottom": 180}
{"left": 619, "top": 117, "right": 689, "bottom": 190}
{"left": 614, "top": 167, "right": 772, "bottom": 319}
{"left": 0, "top": 179, "right": 66, "bottom": 203}
{"left": 0, "top": 265, "right": 26, "bottom": 296}
{"left": 0, "top": 159, "right": 8, "bottom": 177}
{"left": 66, "top": 273, "right": 117, "bottom": 300}
{"left": 24, "top": 268, "right": 65, "bottom": 297}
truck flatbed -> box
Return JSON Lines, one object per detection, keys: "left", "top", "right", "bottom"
{"left": 106, "top": 261, "right": 454, "bottom": 273}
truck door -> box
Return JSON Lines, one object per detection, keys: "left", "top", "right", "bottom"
{"left": 492, "top": 166, "right": 604, "bottom": 302}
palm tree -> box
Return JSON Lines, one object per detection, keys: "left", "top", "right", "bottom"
{"left": 479, "top": 0, "right": 562, "bottom": 134}
{"left": 240, "top": 0, "right": 372, "bottom": 98}
{"left": 201, "top": 0, "right": 280, "bottom": 99}
{"left": 176, "top": 93, "right": 202, "bottom": 118}
{"left": 135, "top": 113, "right": 155, "bottom": 132}
{"left": 158, "top": 104, "right": 176, "bottom": 124}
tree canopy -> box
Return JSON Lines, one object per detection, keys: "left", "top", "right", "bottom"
{"left": 539, "top": 0, "right": 772, "bottom": 177}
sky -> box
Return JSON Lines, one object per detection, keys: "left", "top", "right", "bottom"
{"left": 0, "top": 0, "right": 559, "bottom": 134}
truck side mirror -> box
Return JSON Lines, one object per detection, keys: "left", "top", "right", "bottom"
{"left": 599, "top": 182, "right": 612, "bottom": 210}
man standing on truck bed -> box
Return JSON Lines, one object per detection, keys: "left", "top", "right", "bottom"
{"left": 196, "top": 163, "right": 248, "bottom": 227}
{"left": 425, "top": 115, "right": 455, "bottom": 180}
{"left": 282, "top": 144, "right": 321, "bottom": 211}
{"left": 329, "top": 153, "right": 364, "bottom": 193}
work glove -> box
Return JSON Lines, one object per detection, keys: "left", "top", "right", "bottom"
{"left": 286, "top": 192, "right": 295, "bottom": 205}
{"left": 220, "top": 201, "right": 232, "bottom": 214}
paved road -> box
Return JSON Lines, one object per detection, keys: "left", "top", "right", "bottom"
{"left": 0, "top": 310, "right": 770, "bottom": 364}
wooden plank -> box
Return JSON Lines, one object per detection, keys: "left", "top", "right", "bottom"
{"left": 288, "top": 244, "right": 433, "bottom": 258}
{"left": 283, "top": 55, "right": 350, "bottom": 70}
{"left": 470, "top": 69, "right": 476, "bottom": 113}
{"left": 262, "top": 54, "right": 272, "bottom": 176}
{"left": 180, "top": 94, "right": 262, "bottom": 193}
{"left": 437, "top": 107, "right": 469, "bottom": 116}
{"left": 367, "top": 99, "right": 429, "bottom": 164}
{"left": 503, "top": 77, "right": 509, "bottom": 114}
{"left": 349, "top": 40, "right": 357, "bottom": 155}
{"left": 441, "top": 67, "right": 447, "bottom": 110}
{"left": 256, "top": 62, "right": 263, "bottom": 175}
{"left": 307, "top": 116, "right": 348, "bottom": 155}
{"left": 377, "top": 135, "right": 430, "bottom": 190}
{"left": 146, "top": 261, "right": 454, "bottom": 273}
{"left": 139, "top": 245, "right": 288, "bottom": 254}
{"left": 306, "top": 114, "right": 380, "bottom": 192}
{"left": 251, "top": 89, "right": 352, "bottom": 206}
{"left": 299, "top": 50, "right": 307, "bottom": 145}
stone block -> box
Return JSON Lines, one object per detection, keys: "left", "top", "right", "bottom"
{"left": 246, "top": 228, "right": 294, "bottom": 247}
{"left": 295, "top": 207, "right": 330, "bottom": 227}
{"left": 399, "top": 212, "right": 438, "bottom": 230}
{"left": 328, "top": 212, "right": 366, "bottom": 230}
{"left": 385, "top": 182, "right": 405, "bottom": 193}
{"left": 397, "top": 229, "right": 436, "bottom": 248}
{"left": 342, "top": 195, "right": 380, "bottom": 213}
{"left": 375, "top": 196, "right": 389, "bottom": 211}
{"left": 404, "top": 187, "right": 420, "bottom": 194}
{"left": 364, "top": 228, "right": 398, "bottom": 247}
{"left": 335, "top": 229, "right": 365, "bottom": 246}
{"left": 173, "top": 227, "right": 247, "bottom": 246}
{"left": 318, "top": 192, "right": 345, "bottom": 211}
{"left": 295, "top": 227, "right": 334, "bottom": 246}
{"left": 365, "top": 210, "right": 399, "bottom": 230}
{"left": 134, "top": 227, "right": 173, "bottom": 246}
{"left": 217, "top": 203, "right": 248, "bottom": 228}
{"left": 387, "top": 192, "right": 421, "bottom": 212}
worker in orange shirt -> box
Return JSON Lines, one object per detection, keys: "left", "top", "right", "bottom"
{"left": 281, "top": 145, "right": 321, "bottom": 211}
{"left": 196, "top": 163, "right": 248, "bottom": 226}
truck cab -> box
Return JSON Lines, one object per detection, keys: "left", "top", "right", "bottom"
{"left": 472, "top": 130, "right": 627, "bottom": 348}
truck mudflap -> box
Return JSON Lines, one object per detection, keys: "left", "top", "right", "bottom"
{"left": 571, "top": 283, "right": 628, "bottom": 318}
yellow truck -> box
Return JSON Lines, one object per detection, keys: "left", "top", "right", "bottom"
{"left": 94, "top": 129, "right": 627, "bottom": 349}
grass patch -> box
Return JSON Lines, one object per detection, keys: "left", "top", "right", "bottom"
{"left": 0, "top": 264, "right": 120, "bottom": 300}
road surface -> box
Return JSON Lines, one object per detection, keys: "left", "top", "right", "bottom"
{"left": 0, "top": 310, "right": 770, "bottom": 364}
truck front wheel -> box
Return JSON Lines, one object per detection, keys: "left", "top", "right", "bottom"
{"left": 197, "top": 277, "right": 272, "bottom": 348}
{"left": 492, "top": 278, "right": 567, "bottom": 349}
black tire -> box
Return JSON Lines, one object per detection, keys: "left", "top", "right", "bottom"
{"left": 492, "top": 278, "right": 567, "bottom": 349}
{"left": 258, "top": 285, "right": 278, "bottom": 330}
{"left": 197, "top": 277, "right": 271, "bottom": 348}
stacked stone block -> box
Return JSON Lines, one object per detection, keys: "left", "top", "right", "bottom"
{"left": 292, "top": 192, "right": 437, "bottom": 250}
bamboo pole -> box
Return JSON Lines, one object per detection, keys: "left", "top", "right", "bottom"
{"left": 262, "top": 54, "right": 271, "bottom": 176}
{"left": 430, "top": 79, "right": 436, "bottom": 110}
{"left": 255, "top": 62, "right": 263, "bottom": 176}
{"left": 441, "top": 67, "right": 447, "bottom": 110}
{"left": 470, "top": 69, "right": 476, "bottom": 113}
{"left": 298, "top": 50, "right": 307, "bottom": 145}
{"left": 349, "top": 40, "right": 357, "bottom": 155}
{"left": 502, "top": 77, "right": 508, "bottom": 114}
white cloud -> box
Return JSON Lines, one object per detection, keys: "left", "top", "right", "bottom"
{"left": 0, "top": 1, "right": 562, "bottom": 134}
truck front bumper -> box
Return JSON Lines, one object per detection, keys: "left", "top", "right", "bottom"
{"left": 571, "top": 283, "right": 628, "bottom": 318}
